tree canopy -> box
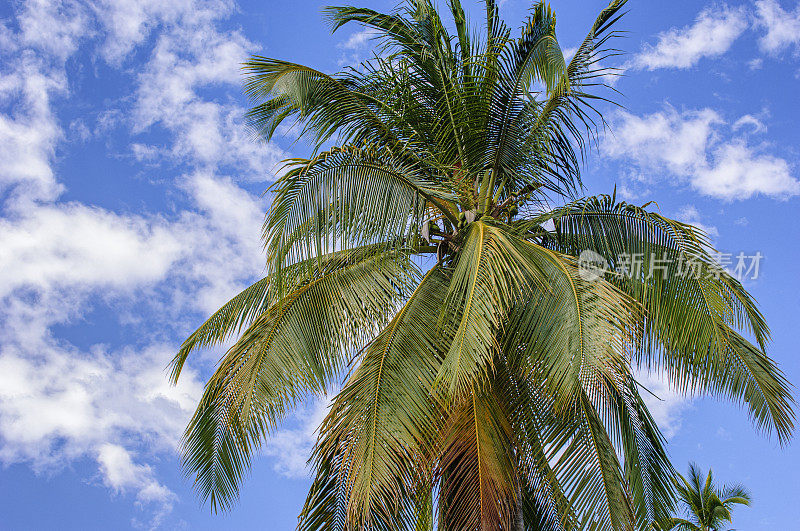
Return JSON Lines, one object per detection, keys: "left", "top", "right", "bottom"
{"left": 170, "top": 1, "right": 794, "bottom": 529}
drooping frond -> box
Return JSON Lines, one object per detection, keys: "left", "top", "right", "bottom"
{"left": 502, "top": 244, "right": 639, "bottom": 413}
{"left": 181, "top": 247, "right": 420, "bottom": 511}
{"left": 438, "top": 383, "right": 519, "bottom": 530}
{"left": 243, "top": 58, "right": 403, "bottom": 150}
{"left": 533, "top": 387, "right": 634, "bottom": 531}
{"left": 264, "top": 145, "right": 457, "bottom": 274}
{"left": 171, "top": 243, "right": 417, "bottom": 382}
{"left": 500, "top": 358, "right": 578, "bottom": 531}
{"left": 606, "top": 373, "right": 677, "bottom": 527}
{"left": 170, "top": 275, "right": 272, "bottom": 384}
{"left": 436, "top": 220, "right": 549, "bottom": 397}
{"left": 311, "top": 266, "right": 452, "bottom": 528}
{"left": 542, "top": 194, "right": 795, "bottom": 442}
{"left": 720, "top": 483, "right": 751, "bottom": 507}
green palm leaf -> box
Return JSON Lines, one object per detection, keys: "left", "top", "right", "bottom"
{"left": 181, "top": 246, "right": 419, "bottom": 511}
{"left": 544, "top": 194, "right": 794, "bottom": 442}
{"left": 660, "top": 463, "right": 751, "bottom": 531}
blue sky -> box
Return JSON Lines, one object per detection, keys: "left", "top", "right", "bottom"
{"left": 0, "top": 0, "right": 799, "bottom": 529}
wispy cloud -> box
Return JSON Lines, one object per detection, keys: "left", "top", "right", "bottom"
{"left": 634, "top": 369, "right": 693, "bottom": 439}
{"left": 98, "top": 443, "right": 177, "bottom": 528}
{"left": 131, "top": 11, "right": 285, "bottom": 179}
{"left": 754, "top": 0, "right": 800, "bottom": 55}
{"left": 0, "top": 173, "right": 269, "bottom": 524}
{"left": 0, "top": 341, "right": 202, "bottom": 525}
{"left": 603, "top": 107, "right": 800, "bottom": 201}
{"left": 0, "top": 51, "right": 65, "bottom": 204}
{"left": 336, "top": 28, "right": 380, "bottom": 66}
{"left": 338, "top": 28, "right": 378, "bottom": 51}
{"left": 0, "top": 0, "right": 286, "bottom": 526}
{"left": 631, "top": 1, "right": 800, "bottom": 71}
{"left": 631, "top": 4, "right": 748, "bottom": 70}
{"left": 263, "top": 395, "right": 333, "bottom": 479}
{"left": 15, "top": 0, "right": 90, "bottom": 61}
{"left": 733, "top": 113, "right": 767, "bottom": 134}
{"left": 676, "top": 204, "right": 719, "bottom": 239}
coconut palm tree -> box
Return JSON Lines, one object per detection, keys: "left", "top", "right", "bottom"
{"left": 169, "top": 1, "right": 794, "bottom": 529}
{"left": 657, "top": 463, "right": 751, "bottom": 531}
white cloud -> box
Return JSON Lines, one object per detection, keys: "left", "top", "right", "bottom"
{"left": 91, "top": 0, "right": 234, "bottom": 66}
{"left": 174, "top": 172, "right": 268, "bottom": 314}
{"left": 1, "top": 0, "right": 284, "bottom": 211}
{"left": 262, "top": 395, "right": 332, "bottom": 479}
{"left": 603, "top": 107, "right": 800, "bottom": 201}
{"left": 0, "top": 340, "right": 203, "bottom": 481}
{"left": 632, "top": 5, "right": 748, "bottom": 70}
{"left": 604, "top": 108, "right": 721, "bottom": 174}
{"left": 755, "top": 0, "right": 800, "bottom": 55}
{"left": 0, "top": 174, "right": 267, "bottom": 308}
{"left": 676, "top": 204, "right": 719, "bottom": 239}
{"left": 0, "top": 95, "right": 267, "bottom": 527}
{"left": 0, "top": 52, "right": 65, "bottom": 204}
{"left": 98, "top": 443, "right": 177, "bottom": 530}
{"left": 133, "top": 29, "right": 249, "bottom": 132}
{"left": 634, "top": 369, "right": 693, "bottom": 439}
{"left": 128, "top": 3, "right": 284, "bottom": 180}
{"left": 0, "top": 175, "right": 267, "bottom": 322}
{"left": 732, "top": 114, "right": 766, "bottom": 133}
{"left": 0, "top": 204, "right": 180, "bottom": 298}
{"left": 0, "top": 169, "right": 271, "bottom": 524}
{"left": 336, "top": 28, "right": 382, "bottom": 66}
{"left": 16, "top": 0, "right": 91, "bottom": 60}
{"left": 696, "top": 142, "right": 798, "bottom": 199}
{"left": 747, "top": 57, "right": 764, "bottom": 70}
{"left": 4, "top": 0, "right": 284, "bottom": 198}
{"left": 0, "top": 0, "right": 288, "bottom": 524}
{"left": 0, "top": 338, "right": 199, "bottom": 528}
{"left": 338, "top": 28, "right": 378, "bottom": 50}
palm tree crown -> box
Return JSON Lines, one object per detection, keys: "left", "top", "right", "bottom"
{"left": 658, "top": 463, "right": 751, "bottom": 531}
{"left": 170, "top": 1, "right": 794, "bottom": 529}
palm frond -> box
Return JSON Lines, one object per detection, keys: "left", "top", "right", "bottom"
{"left": 264, "top": 145, "right": 457, "bottom": 274}
{"left": 243, "top": 57, "right": 401, "bottom": 150}
{"left": 181, "top": 247, "right": 419, "bottom": 511}
{"left": 438, "top": 384, "right": 519, "bottom": 530}
{"left": 542, "top": 194, "right": 795, "bottom": 442}
{"left": 311, "top": 266, "right": 451, "bottom": 527}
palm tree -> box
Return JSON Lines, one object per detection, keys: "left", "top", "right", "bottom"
{"left": 657, "top": 463, "right": 751, "bottom": 531}
{"left": 169, "top": 1, "right": 794, "bottom": 529}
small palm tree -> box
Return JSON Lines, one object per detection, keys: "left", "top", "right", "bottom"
{"left": 658, "top": 463, "right": 751, "bottom": 531}
{"left": 170, "top": 1, "right": 794, "bottom": 529}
